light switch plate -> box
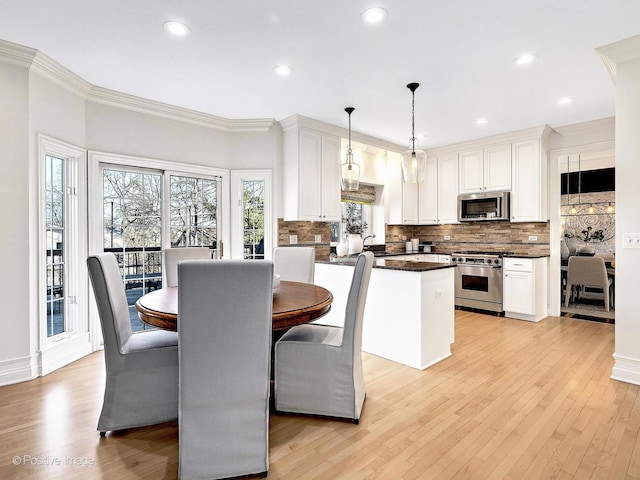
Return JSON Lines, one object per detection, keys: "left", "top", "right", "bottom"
{"left": 444, "top": 235, "right": 451, "bottom": 240}
{"left": 623, "top": 233, "right": 640, "bottom": 249}
{"left": 289, "top": 234, "right": 298, "bottom": 245}
{"left": 528, "top": 235, "right": 538, "bottom": 241}
{"left": 315, "top": 235, "right": 322, "bottom": 243}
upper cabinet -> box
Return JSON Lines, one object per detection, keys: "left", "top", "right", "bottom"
{"left": 283, "top": 123, "right": 341, "bottom": 222}
{"left": 511, "top": 138, "right": 547, "bottom": 222}
{"left": 459, "top": 144, "right": 511, "bottom": 194}
{"left": 401, "top": 153, "right": 459, "bottom": 225}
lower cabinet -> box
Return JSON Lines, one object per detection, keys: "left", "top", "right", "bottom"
{"left": 503, "top": 257, "right": 548, "bottom": 322}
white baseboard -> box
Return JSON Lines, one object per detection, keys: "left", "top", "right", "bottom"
{"left": 0, "top": 354, "right": 39, "bottom": 386}
{"left": 39, "top": 333, "right": 92, "bottom": 376}
{"left": 611, "top": 353, "right": 640, "bottom": 385}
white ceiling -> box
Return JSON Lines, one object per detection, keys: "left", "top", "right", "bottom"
{"left": 1, "top": 0, "right": 638, "bottom": 148}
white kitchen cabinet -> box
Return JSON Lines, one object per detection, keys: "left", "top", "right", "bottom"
{"left": 418, "top": 157, "right": 438, "bottom": 223}
{"left": 437, "top": 153, "right": 460, "bottom": 223}
{"left": 283, "top": 126, "right": 341, "bottom": 221}
{"left": 503, "top": 257, "right": 548, "bottom": 322}
{"left": 404, "top": 154, "right": 458, "bottom": 225}
{"left": 511, "top": 139, "right": 547, "bottom": 222}
{"left": 459, "top": 144, "right": 511, "bottom": 194}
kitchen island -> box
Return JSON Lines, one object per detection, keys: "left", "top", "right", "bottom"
{"left": 315, "top": 256, "right": 456, "bottom": 370}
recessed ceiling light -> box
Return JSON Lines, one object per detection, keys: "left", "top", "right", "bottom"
{"left": 361, "top": 7, "right": 388, "bottom": 24}
{"left": 274, "top": 65, "right": 293, "bottom": 76}
{"left": 557, "top": 96, "right": 573, "bottom": 105}
{"left": 163, "top": 21, "right": 190, "bottom": 36}
{"left": 476, "top": 117, "right": 488, "bottom": 125}
{"left": 514, "top": 53, "right": 537, "bottom": 65}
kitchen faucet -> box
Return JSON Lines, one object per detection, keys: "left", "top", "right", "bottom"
{"left": 363, "top": 234, "right": 376, "bottom": 246}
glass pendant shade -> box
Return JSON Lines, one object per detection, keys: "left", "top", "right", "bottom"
{"left": 341, "top": 107, "right": 360, "bottom": 191}
{"left": 401, "top": 149, "right": 427, "bottom": 183}
{"left": 342, "top": 151, "right": 360, "bottom": 191}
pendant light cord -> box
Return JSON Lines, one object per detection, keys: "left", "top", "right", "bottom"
{"left": 406, "top": 83, "right": 419, "bottom": 155}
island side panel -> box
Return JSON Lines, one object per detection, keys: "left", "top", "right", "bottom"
{"left": 362, "top": 268, "right": 424, "bottom": 369}
{"left": 419, "top": 267, "right": 455, "bottom": 369}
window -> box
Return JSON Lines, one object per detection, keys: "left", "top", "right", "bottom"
{"left": 39, "top": 135, "right": 88, "bottom": 373}
{"left": 90, "top": 151, "right": 228, "bottom": 338}
{"left": 231, "top": 170, "right": 272, "bottom": 260}
{"left": 103, "top": 167, "right": 163, "bottom": 332}
{"left": 170, "top": 175, "right": 219, "bottom": 252}
{"left": 44, "top": 154, "right": 66, "bottom": 337}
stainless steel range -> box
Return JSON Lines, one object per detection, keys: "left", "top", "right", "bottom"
{"left": 452, "top": 251, "right": 509, "bottom": 313}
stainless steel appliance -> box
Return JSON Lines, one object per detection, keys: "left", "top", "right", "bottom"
{"left": 452, "top": 251, "right": 509, "bottom": 313}
{"left": 458, "top": 191, "right": 510, "bottom": 222}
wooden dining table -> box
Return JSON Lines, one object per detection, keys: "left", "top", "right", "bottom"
{"left": 135, "top": 280, "right": 333, "bottom": 332}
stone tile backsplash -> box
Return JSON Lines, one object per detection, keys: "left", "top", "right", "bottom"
{"left": 386, "top": 221, "right": 551, "bottom": 256}
{"left": 278, "top": 218, "right": 551, "bottom": 258}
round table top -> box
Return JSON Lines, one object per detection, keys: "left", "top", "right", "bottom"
{"left": 135, "top": 281, "right": 333, "bottom": 332}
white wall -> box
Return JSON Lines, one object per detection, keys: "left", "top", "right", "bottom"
{"left": 0, "top": 62, "right": 31, "bottom": 377}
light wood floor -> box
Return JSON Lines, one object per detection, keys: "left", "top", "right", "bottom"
{"left": 2, "top": 311, "right": 638, "bottom": 480}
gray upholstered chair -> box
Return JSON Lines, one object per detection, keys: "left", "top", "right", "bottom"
{"left": 274, "top": 251, "right": 374, "bottom": 424}
{"left": 178, "top": 259, "right": 273, "bottom": 480}
{"left": 87, "top": 253, "right": 179, "bottom": 436}
{"left": 273, "top": 246, "right": 315, "bottom": 284}
{"left": 163, "top": 247, "right": 211, "bottom": 287}
{"left": 564, "top": 255, "right": 613, "bottom": 311}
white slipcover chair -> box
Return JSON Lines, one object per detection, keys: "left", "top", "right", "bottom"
{"left": 273, "top": 246, "right": 315, "bottom": 284}
{"left": 163, "top": 247, "right": 211, "bottom": 287}
{"left": 564, "top": 255, "right": 613, "bottom": 311}
{"left": 178, "top": 259, "right": 273, "bottom": 480}
{"left": 275, "top": 251, "right": 374, "bottom": 423}
{"left": 87, "top": 253, "right": 179, "bottom": 436}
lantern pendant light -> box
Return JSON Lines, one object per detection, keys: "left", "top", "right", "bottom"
{"left": 341, "top": 107, "right": 360, "bottom": 191}
{"left": 401, "top": 82, "right": 427, "bottom": 183}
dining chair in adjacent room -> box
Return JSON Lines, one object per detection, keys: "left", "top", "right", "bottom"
{"left": 163, "top": 247, "right": 211, "bottom": 287}
{"left": 274, "top": 251, "right": 374, "bottom": 424}
{"left": 178, "top": 259, "right": 273, "bottom": 480}
{"left": 564, "top": 255, "right": 613, "bottom": 311}
{"left": 273, "top": 246, "right": 315, "bottom": 283}
{"left": 87, "top": 253, "right": 179, "bottom": 436}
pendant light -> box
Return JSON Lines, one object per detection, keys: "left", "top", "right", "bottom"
{"left": 341, "top": 107, "right": 360, "bottom": 191}
{"left": 401, "top": 82, "right": 427, "bottom": 183}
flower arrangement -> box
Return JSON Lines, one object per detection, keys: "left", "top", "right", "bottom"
{"left": 579, "top": 226, "right": 604, "bottom": 243}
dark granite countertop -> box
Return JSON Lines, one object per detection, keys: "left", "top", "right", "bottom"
{"left": 502, "top": 253, "right": 550, "bottom": 259}
{"left": 317, "top": 256, "right": 456, "bottom": 272}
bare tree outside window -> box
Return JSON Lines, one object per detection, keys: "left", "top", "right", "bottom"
{"left": 45, "top": 155, "right": 65, "bottom": 337}
{"left": 243, "top": 180, "right": 265, "bottom": 259}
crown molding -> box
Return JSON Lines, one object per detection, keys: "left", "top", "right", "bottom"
{"left": 0, "top": 39, "right": 91, "bottom": 97}
{"left": 552, "top": 117, "right": 615, "bottom": 138}
{"left": 596, "top": 34, "right": 640, "bottom": 84}
{"left": 31, "top": 51, "right": 92, "bottom": 97}
{"left": 0, "top": 38, "right": 37, "bottom": 68}
{"left": 88, "top": 86, "right": 276, "bottom": 132}
{"left": 426, "top": 124, "right": 553, "bottom": 157}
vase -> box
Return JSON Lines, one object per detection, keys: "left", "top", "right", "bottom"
{"left": 336, "top": 239, "right": 349, "bottom": 257}
{"left": 560, "top": 239, "right": 570, "bottom": 260}
{"left": 566, "top": 237, "right": 579, "bottom": 256}
{"left": 577, "top": 244, "right": 596, "bottom": 256}
{"left": 347, "top": 234, "right": 363, "bottom": 255}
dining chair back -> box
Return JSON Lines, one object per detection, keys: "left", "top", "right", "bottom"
{"left": 163, "top": 247, "right": 211, "bottom": 287}
{"left": 564, "top": 255, "right": 613, "bottom": 311}
{"left": 178, "top": 259, "right": 273, "bottom": 479}
{"left": 274, "top": 251, "right": 374, "bottom": 423}
{"left": 273, "top": 246, "right": 315, "bottom": 283}
{"left": 87, "top": 253, "right": 179, "bottom": 435}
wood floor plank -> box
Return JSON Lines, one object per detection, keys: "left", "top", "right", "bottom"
{"left": 3, "top": 312, "right": 636, "bottom": 480}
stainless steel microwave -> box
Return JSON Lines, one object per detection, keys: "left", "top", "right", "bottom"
{"left": 458, "top": 191, "right": 510, "bottom": 222}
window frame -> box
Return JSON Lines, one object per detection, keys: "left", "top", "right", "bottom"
{"left": 88, "top": 151, "right": 230, "bottom": 349}
{"left": 38, "top": 135, "right": 89, "bottom": 374}
{"left": 230, "top": 170, "right": 272, "bottom": 260}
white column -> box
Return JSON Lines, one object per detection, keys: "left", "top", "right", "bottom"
{"left": 597, "top": 35, "right": 640, "bottom": 384}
